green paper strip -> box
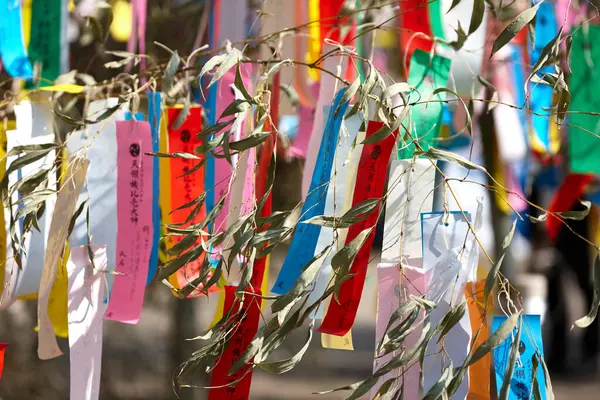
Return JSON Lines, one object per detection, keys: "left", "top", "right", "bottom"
{"left": 428, "top": 0, "right": 446, "bottom": 42}
{"left": 569, "top": 26, "right": 600, "bottom": 175}
{"left": 28, "top": 0, "right": 62, "bottom": 86}
{"left": 399, "top": 49, "right": 451, "bottom": 159}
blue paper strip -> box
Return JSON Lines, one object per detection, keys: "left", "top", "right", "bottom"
{"left": 0, "top": 0, "right": 34, "bottom": 79}
{"left": 530, "top": 2, "right": 558, "bottom": 153}
{"left": 124, "top": 112, "right": 145, "bottom": 121}
{"left": 146, "top": 92, "right": 162, "bottom": 284}
{"left": 204, "top": 0, "right": 218, "bottom": 215}
{"left": 271, "top": 89, "right": 350, "bottom": 294}
{"left": 492, "top": 314, "right": 546, "bottom": 400}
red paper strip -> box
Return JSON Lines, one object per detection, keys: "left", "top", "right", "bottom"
{"left": 319, "top": 0, "right": 354, "bottom": 45}
{"left": 0, "top": 343, "right": 6, "bottom": 379}
{"left": 318, "top": 121, "right": 398, "bottom": 336}
{"left": 399, "top": 0, "right": 433, "bottom": 71}
{"left": 208, "top": 285, "right": 261, "bottom": 400}
{"left": 167, "top": 107, "right": 213, "bottom": 295}
{"left": 546, "top": 173, "right": 593, "bottom": 243}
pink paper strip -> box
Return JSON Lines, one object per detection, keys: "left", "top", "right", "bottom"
{"left": 290, "top": 83, "right": 319, "bottom": 158}
{"left": 68, "top": 245, "right": 107, "bottom": 400}
{"left": 104, "top": 121, "right": 153, "bottom": 324}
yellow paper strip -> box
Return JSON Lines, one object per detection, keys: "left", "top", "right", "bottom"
{"left": 307, "top": 0, "right": 320, "bottom": 81}
{"left": 321, "top": 330, "right": 354, "bottom": 351}
{"left": 38, "top": 84, "right": 85, "bottom": 94}
{"left": 0, "top": 122, "right": 12, "bottom": 299}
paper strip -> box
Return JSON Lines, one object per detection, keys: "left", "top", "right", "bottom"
{"left": 0, "top": 343, "right": 5, "bottom": 379}
{"left": 68, "top": 245, "right": 107, "bottom": 400}
{"left": 104, "top": 121, "right": 153, "bottom": 324}
{"left": 318, "top": 121, "right": 398, "bottom": 336}
{"left": 309, "top": 109, "right": 362, "bottom": 320}
{"left": 399, "top": 49, "right": 451, "bottom": 159}
{"left": 493, "top": 315, "right": 546, "bottom": 399}
{"left": 0, "top": 121, "right": 11, "bottom": 300}
{"left": 421, "top": 211, "right": 473, "bottom": 398}
{"left": 321, "top": 330, "right": 353, "bottom": 350}
{"left": 208, "top": 285, "right": 261, "bottom": 400}
{"left": 158, "top": 109, "right": 171, "bottom": 263}
{"left": 29, "top": 0, "right": 63, "bottom": 84}
{"left": 568, "top": 25, "right": 600, "bottom": 175}
{"left": 465, "top": 280, "right": 491, "bottom": 400}
{"left": 302, "top": 47, "right": 348, "bottom": 198}
{"left": 399, "top": 0, "right": 433, "bottom": 67}
{"left": 545, "top": 173, "right": 593, "bottom": 244}
{"left": 167, "top": 107, "right": 208, "bottom": 293}
{"left": 272, "top": 89, "right": 350, "bottom": 294}
{"left": 529, "top": 2, "right": 558, "bottom": 155}
{"left": 147, "top": 92, "right": 162, "bottom": 284}
{"left": 38, "top": 157, "right": 89, "bottom": 360}
{"left": 381, "top": 159, "right": 435, "bottom": 265}
{"left": 0, "top": 0, "right": 34, "bottom": 78}
{"left": 67, "top": 98, "right": 125, "bottom": 295}
{"left": 372, "top": 264, "right": 401, "bottom": 397}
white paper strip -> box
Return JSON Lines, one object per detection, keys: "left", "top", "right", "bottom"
{"left": 67, "top": 99, "right": 125, "bottom": 292}
{"left": 68, "top": 245, "right": 107, "bottom": 400}
{"left": 38, "top": 158, "right": 89, "bottom": 360}
{"left": 13, "top": 102, "right": 57, "bottom": 297}
{"left": 437, "top": 0, "right": 487, "bottom": 97}
{"left": 309, "top": 110, "right": 362, "bottom": 319}
{"left": 421, "top": 212, "right": 474, "bottom": 399}
{"left": 382, "top": 159, "right": 435, "bottom": 265}
{"left": 302, "top": 45, "right": 348, "bottom": 198}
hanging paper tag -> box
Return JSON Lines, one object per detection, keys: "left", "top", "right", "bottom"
{"left": 0, "top": 0, "right": 34, "bottom": 78}
{"left": 421, "top": 211, "right": 474, "bottom": 398}
{"left": 568, "top": 26, "right": 600, "bottom": 175}
{"left": 493, "top": 315, "right": 546, "bottom": 399}
{"left": 381, "top": 159, "right": 435, "bottom": 265}
{"left": 0, "top": 342, "right": 5, "bottom": 380}
{"left": 147, "top": 92, "right": 162, "bottom": 284}
{"left": 302, "top": 47, "right": 349, "bottom": 198}
{"left": 399, "top": 0, "right": 433, "bottom": 67}
{"left": 104, "top": 121, "right": 153, "bottom": 324}
{"left": 321, "top": 331, "right": 353, "bottom": 350}
{"left": 0, "top": 122, "right": 11, "bottom": 301}
{"left": 208, "top": 285, "right": 261, "bottom": 400}
{"left": 529, "top": 2, "right": 558, "bottom": 155}
{"left": 372, "top": 264, "right": 401, "bottom": 397}
{"left": 68, "top": 245, "right": 107, "bottom": 400}
{"left": 465, "top": 280, "right": 492, "bottom": 399}
{"left": 29, "top": 0, "right": 64, "bottom": 84}
{"left": 38, "top": 158, "right": 89, "bottom": 360}
{"left": 167, "top": 107, "right": 209, "bottom": 294}
{"left": 309, "top": 110, "right": 362, "bottom": 319}
{"left": 318, "top": 121, "right": 398, "bottom": 336}
{"left": 399, "top": 50, "right": 451, "bottom": 159}
{"left": 67, "top": 98, "right": 125, "bottom": 296}
{"left": 272, "top": 89, "right": 350, "bottom": 294}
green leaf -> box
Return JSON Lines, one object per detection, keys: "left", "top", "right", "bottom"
{"left": 229, "top": 130, "right": 272, "bottom": 152}
{"left": 339, "top": 198, "right": 380, "bottom": 227}
{"left": 491, "top": 2, "right": 543, "bottom": 57}
{"left": 468, "top": 0, "right": 485, "bottom": 34}
{"left": 257, "top": 326, "right": 313, "bottom": 374}
{"left": 483, "top": 253, "right": 504, "bottom": 304}
{"left": 208, "top": 48, "right": 243, "bottom": 88}
{"left": 540, "top": 358, "right": 555, "bottom": 400}
{"left": 162, "top": 51, "right": 181, "bottom": 94}
{"left": 499, "top": 320, "right": 522, "bottom": 400}
{"left": 467, "top": 312, "right": 520, "bottom": 366}
{"left": 303, "top": 215, "right": 338, "bottom": 228}
{"left": 219, "top": 99, "right": 250, "bottom": 119}
{"left": 331, "top": 228, "right": 372, "bottom": 298}
{"left": 234, "top": 63, "right": 255, "bottom": 103}
{"left": 573, "top": 253, "right": 600, "bottom": 328}
{"left": 437, "top": 303, "right": 467, "bottom": 343}
{"left": 271, "top": 245, "right": 332, "bottom": 314}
